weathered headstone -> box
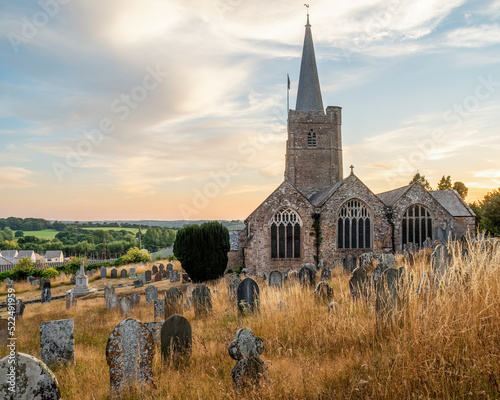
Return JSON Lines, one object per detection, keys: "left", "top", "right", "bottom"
{"left": 167, "top": 263, "right": 173, "bottom": 271}
{"left": 40, "top": 319, "right": 74, "bottom": 366}
{"left": 43, "top": 280, "right": 51, "bottom": 289}
{"left": 165, "top": 287, "right": 184, "bottom": 318}
{"left": 100, "top": 267, "right": 107, "bottom": 278}
{"left": 237, "top": 278, "right": 260, "bottom": 314}
{"left": 320, "top": 266, "right": 331, "bottom": 281}
{"left": 349, "top": 267, "right": 369, "bottom": 301}
{"left": 70, "top": 276, "right": 76, "bottom": 285}
{"left": 192, "top": 284, "right": 212, "bottom": 317}
{"left": 159, "top": 263, "right": 165, "bottom": 271}
{"left": 314, "top": 281, "right": 334, "bottom": 303}
{"left": 65, "top": 291, "right": 77, "bottom": 309}
{"left": 152, "top": 265, "right": 158, "bottom": 275}
{"left": 105, "top": 285, "right": 119, "bottom": 310}
{"left": 0, "top": 318, "right": 7, "bottom": 345}
{"left": 134, "top": 280, "right": 143, "bottom": 288}
{"left": 228, "top": 327, "right": 268, "bottom": 389}
{"left": 41, "top": 287, "right": 51, "bottom": 304}
{"left": 120, "top": 297, "right": 132, "bottom": 315}
{"left": 120, "top": 269, "right": 127, "bottom": 278}
{"left": 145, "top": 285, "right": 158, "bottom": 303}
{"left": 161, "top": 314, "right": 192, "bottom": 364}
{"left": 110, "top": 269, "right": 118, "bottom": 279}
{"left": 431, "top": 244, "right": 449, "bottom": 286}
{"left": 137, "top": 273, "right": 146, "bottom": 285}
{"left": 31, "top": 279, "right": 39, "bottom": 286}
{"left": 161, "top": 270, "right": 168, "bottom": 280}
{"left": 0, "top": 353, "right": 61, "bottom": 400}
{"left": 145, "top": 270, "right": 152, "bottom": 282}
{"left": 299, "top": 265, "right": 315, "bottom": 287}
{"left": 170, "top": 270, "right": 180, "bottom": 282}
{"left": 268, "top": 271, "right": 283, "bottom": 288}
{"left": 39, "top": 277, "right": 47, "bottom": 289}
{"left": 27, "top": 275, "right": 35, "bottom": 283}
{"left": 375, "top": 267, "right": 402, "bottom": 325}
{"left": 4, "top": 278, "right": 14, "bottom": 289}
{"left": 144, "top": 321, "right": 164, "bottom": 344}
{"left": 15, "top": 299, "right": 25, "bottom": 318}
{"left": 154, "top": 272, "right": 162, "bottom": 282}
{"left": 342, "top": 255, "right": 357, "bottom": 272}
{"left": 106, "top": 318, "right": 155, "bottom": 394}
{"left": 129, "top": 267, "right": 136, "bottom": 278}
{"left": 228, "top": 276, "right": 241, "bottom": 304}
{"left": 154, "top": 298, "right": 165, "bottom": 321}
{"left": 128, "top": 293, "right": 141, "bottom": 307}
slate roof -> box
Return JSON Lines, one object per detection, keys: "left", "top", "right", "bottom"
{"left": 0, "top": 250, "right": 18, "bottom": 258}
{"left": 429, "top": 190, "right": 475, "bottom": 217}
{"left": 44, "top": 250, "right": 63, "bottom": 259}
{"left": 308, "top": 180, "right": 345, "bottom": 207}
{"left": 17, "top": 250, "right": 35, "bottom": 258}
{"left": 376, "top": 185, "right": 411, "bottom": 206}
{"left": 0, "top": 257, "right": 12, "bottom": 265}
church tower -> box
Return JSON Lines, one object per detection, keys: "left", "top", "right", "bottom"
{"left": 285, "top": 13, "right": 343, "bottom": 197}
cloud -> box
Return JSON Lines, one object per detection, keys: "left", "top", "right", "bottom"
{"left": 0, "top": 167, "right": 36, "bottom": 189}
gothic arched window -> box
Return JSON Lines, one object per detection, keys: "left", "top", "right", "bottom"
{"left": 270, "top": 208, "right": 302, "bottom": 258}
{"left": 307, "top": 129, "right": 317, "bottom": 147}
{"left": 337, "top": 199, "right": 371, "bottom": 249}
{"left": 402, "top": 204, "right": 432, "bottom": 247}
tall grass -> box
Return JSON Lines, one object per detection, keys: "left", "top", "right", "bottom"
{"left": 1, "top": 242, "right": 499, "bottom": 399}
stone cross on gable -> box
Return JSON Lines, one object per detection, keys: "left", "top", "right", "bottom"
{"left": 350, "top": 165, "right": 354, "bottom": 174}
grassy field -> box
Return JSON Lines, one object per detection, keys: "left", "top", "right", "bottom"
{"left": 1, "top": 241, "right": 499, "bottom": 399}
{"left": 22, "top": 229, "right": 59, "bottom": 240}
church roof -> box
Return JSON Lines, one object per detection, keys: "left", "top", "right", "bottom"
{"left": 308, "top": 179, "right": 345, "bottom": 207}
{"left": 376, "top": 185, "right": 411, "bottom": 206}
{"left": 429, "top": 190, "right": 476, "bottom": 217}
{"left": 295, "top": 14, "right": 324, "bottom": 113}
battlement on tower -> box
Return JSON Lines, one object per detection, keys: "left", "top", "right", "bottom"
{"left": 288, "top": 106, "right": 342, "bottom": 123}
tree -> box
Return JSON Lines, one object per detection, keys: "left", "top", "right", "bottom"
{"left": 409, "top": 172, "right": 432, "bottom": 190}
{"left": 121, "top": 247, "right": 152, "bottom": 263}
{"left": 453, "top": 181, "right": 469, "bottom": 199}
{"left": 13, "top": 257, "right": 35, "bottom": 279}
{"left": 475, "top": 189, "right": 500, "bottom": 235}
{"left": 437, "top": 175, "right": 452, "bottom": 190}
{"left": 173, "top": 221, "right": 230, "bottom": 283}
{"left": 14, "top": 230, "right": 24, "bottom": 238}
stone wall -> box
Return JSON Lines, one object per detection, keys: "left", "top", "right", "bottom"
{"left": 227, "top": 250, "right": 243, "bottom": 270}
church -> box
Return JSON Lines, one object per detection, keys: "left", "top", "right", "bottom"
{"left": 230, "top": 14, "right": 475, "bottom": 275}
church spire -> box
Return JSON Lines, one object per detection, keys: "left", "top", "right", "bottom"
{"left": 295, "top": 8, "right": 324, "bottom": 113}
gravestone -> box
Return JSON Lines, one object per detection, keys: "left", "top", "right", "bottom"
{"left": 31, "top": 279, "right": 39, "bottom": 286}
{"left": 161, "top": 270, "right": 168, "bottom": 280}
{"left": 165, "top": 287, "right": 183, "bottom": 318}
{"left": 159, "top": 263, "right": 165, "bottom": 271}
{"left": 375, "top": 267, "right": 402, "bottom": 325}
{"left": 144, "top": 321, "right": 164, "bottom": 344}
{"left": 342, "top": 255, "right": 357, "bottom": 272}
{"left": 39, "top": 277, "right": 47, "bottom": 289}
{"left": 0, "top": 319, "right": 7, "bottom": 345}
{"left": 41, "top": 287, "right": 51, "bottom": 304}
{"left": 105, "top": 285, "right": 119, "bottom": 310}
{"left": 320, "top": 266, "right": 331, "bottom": 281}
{"left": 431, "top": 244, "right": 449, "bottom": 285}
{"left": 349, "top": 267, "right": 369, "bottom": 301}
{"left": 129, "top": 268, "right": 136, "bottom": 278}
{"left": 100, "top": 267, "right": 107, "bottom": 278}
{"left": 70, "top": 276, "right": 76, "bottom": 285}
{"left": 228, "top": 327, "right": 268, "bottom": 389}
{"left": 65, "top": 291, "right": 77, "bottom": 309}
{"left": 154, "top": 298, "right": 165, "bottom": 321}
{"left": 237, "top": 278, "right": 260, "bottom": 314}
{"left": 170, "top": 270, "right": 180, "bottom": 282}
{"left": 314, "top": 281, "right": 334, "bottom": 303}
{"left": 40, "top": 319, "right": 74, "bottom": 366}
{"left": 111, "top": 269, "right": 118, "bottom": 279}
{"left": 152, "top": 265, "right": 158, "bottom": 275}
{"left": 120, "top": 269, "right": 127, "bottom": 278}
{"left": 0, "top": 353, "right": 61, "bottom": 400}
{"left": 192, "top": 284, "right": 212, "bottom": 317}
{"left": 15, "top": 299, "right": 25, "bottom": 318}
{"left": 228, "top": 276, "right": 241, "bottom": 304}
{"left": 27, "top": 275, "right": 35, "bottom": 283}
{"left": 167, "top": 263, "right": 173, "bottom": 271}
{"left": 154, "top": 272, "right": 162, "bottom": 282}
{"left": 137, "top": 273, "right": 146, "bottom": 285}
{"left": 120, "top": 297, "right": 132, "bottom": 315}
{"left": 299, "top": 265, "right": 315, "bottom": 287}
{"left": 106, "top": 318, "right": 155, "bottom": 394}
{"left": 145, "top": 285, "right": 158, "bottom": 303}
{"left": 145, "top": 270, "right": 152, "bottom": 282}
{"left": 128, "top": 293, "right": 141, "bottom": 307}
{"left": 268, "top": 271, "right": 283, "bottom": 288}
{"left": 161, "top": 314, "right": 192, "bottom": 364}
{"left": 134, "top": 280, "right": 143, "bottom": 288}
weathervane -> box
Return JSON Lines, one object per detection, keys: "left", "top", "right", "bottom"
{"left": 304, "top": 4, "right": 310, "bottom": 25}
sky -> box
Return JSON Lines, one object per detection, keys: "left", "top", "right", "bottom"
{"left": 1, "top": 0, "right": 499, "bottom": 221}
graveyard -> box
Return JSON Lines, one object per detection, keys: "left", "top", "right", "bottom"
{"left": 0, "top": 239, "right": 498, "bottom": 399}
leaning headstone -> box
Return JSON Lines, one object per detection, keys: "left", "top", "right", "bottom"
{"left": 110, "top": 269, "right": 118, "bottom": 279}
{"left": 320, "top": 266, "right": 331, "bottom": 281}
{"left": 15, "top": 299, "right": 25, "bottom": 318}
{"left": 161, "top": 314, "right": 192, "bottom": 364}
{"left": 299, "top": 265, "right": 315, "bottom": 287}
{"left": 154, "top": 272, "right": 162, "bottom": 282}
{"left": 120, "top": 297, "right": 132, "bottom": 315}
{"left": 100, "top": 267, "right": 107, "bottom": 278}
{"left": 41, "top": 287, "right": 51, "bottom": 304}
{"left": 167, "top": 263, "right": 173, "bottom": 272}
{"left": 228, "top": 276, "right": 241, "bottom": 304}
{"left": 154, "top": 298, "right": 165, "bottom": 321}
{"left": 65, "top": 291, "right": 77, "bottom": 309}
{"left": 145, "top": 285, "right": 158, "bottom": 303}
{"left": 314, "top": 281, "right": 334, "bottom": 303}
{"left": 106, "top": 318, "right": 155, "bottom": 394}
{"left": 129, "top": 267, "right": 137, "bottom": 278}
{"left": 145, "top": 270, "right": 152, "bottom": 282}
{"left": 268, "top": 271, "right": 283, "bottom": 288}
{"left": 137, "top": 273, "right": 146, "bottom": 285}
{"left": 128, "top": 293, "right": 141, "bottom": 307}
{"left": 0, "top": 353, "right": 61, "bottom": 400}
{"left": 237, "top": 278, "right": 260, "bottom": 314}
{"left": 40, "top": 319, "right": 74, "bottom": 366}
{"left": 152, "top": 265, "right": 158, "bottom": 275}
{"left": 0, "top": 319, "right": 7, "bottom": 345}
{"left": 165, "top": 287, "right": 183, "bottom": 318}
{"left": 349, "top": 267, "right": 369, "bottom": 301}
{"left": 120, "top": 269, "right": 127, "bottom": 278}
{"left": 170, "top": 270, "right": 180, "bottom": 282}
{"left": 105, "top": 285, "right": 119, "bottom": 310}
{"left": 228, "top": 327, "right": 268, "bottom": 390}
{"left": 192, "top": 284, "right": 212, "bottom": 317}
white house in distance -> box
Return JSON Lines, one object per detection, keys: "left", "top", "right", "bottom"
{"left": 44, "top": 250, "right": 64, "bottom": 263}
{"left": 0, "top": 250, "right": 18, "bottom": 263}
{"left": 16, "top": 250, "right": 37, "bottom": 264}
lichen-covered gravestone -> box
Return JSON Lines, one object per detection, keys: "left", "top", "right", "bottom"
{"left": 237, "top": 278, "right": 260, "bottom": 314}
{"left": 111, "top": 269, "right": 118, "bottom": 279}
{"left": 154, "top": 298, "right": 165, "bottom": 321}
{"left": 15, "top": 299, "right": 25, "bottom": 318}
{"left": 129, "top": 268, "right": 136, "bottom": 278}
{"left": 431, "top": 244, "right": 449, "bottom": 286}
{"left": 349, "top": 267, "right": 369, "bottom": 301}
{"left": 65, "top": 291, "right": 77, "bottom": 309}
{"left": 228, "top": 276, "right": 241, "bottom": 304}
{"left": 40, "top": 319, "right": 74, "bottom": 366}
{"left": 144, "top": 321, "right": 164, "bottom": 344}
{"left": 137, "top": 273, "right": 146, "bottom": 285}
{"left": 100, "top": 267, "right": 107, "bottom": 278}
{"left": 106, "top": 318, "right": 155, "bottom": 394}
{"left": 105, "top": 285, "right": 119, "bottom": 310}
{"left": 145, "top": 285, "right": 158, "bottom": 303}
{"left": 165, "top": 287, "right": 183, "bottom": 318}
{"left": 228, "top": 327, "right": 268, "bottom": 390}
{"left": 313, "top": 281, "right": 334, "bottom": 303}
{"left": 120, "top": 297, "right": 132, "bottom": 315}
{"left": 0, "top": 353, "right": 61, "bottom": 400}
{"left": 170, "top": 270, "right": 180, "bottom": 282}
{"left": 299, "top": 265, "right": 315, "bottom": 287}
{"left": 375, "top": 267, "right": 402, "bottom": 326}
{"left": 268, "top": 271, "right": 283, "bottom": 288}
{"left": 192, "top": 284, "right": 212, "bottom": 317}
{"left": 160, "top": 314, "right": 192, "bottom": 364}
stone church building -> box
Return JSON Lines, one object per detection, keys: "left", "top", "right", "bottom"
{"left": 230, "top": 15, "right": 475, "bottom": 274}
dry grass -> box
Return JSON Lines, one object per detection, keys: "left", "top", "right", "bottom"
{"left": 1, "top": 245, "right": 499, "bottom": 399}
